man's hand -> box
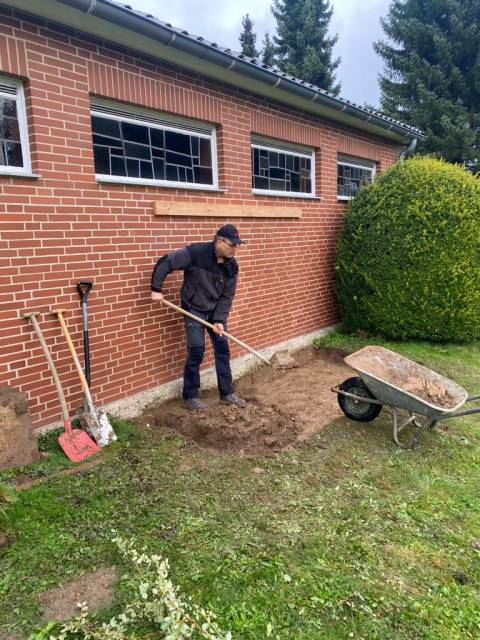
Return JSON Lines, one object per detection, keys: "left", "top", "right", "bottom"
{"left": 213, "top": 322, "right": 224, "bottom": 336}
{"left": 151, "top": 291, "right": 164, "bottom": 303}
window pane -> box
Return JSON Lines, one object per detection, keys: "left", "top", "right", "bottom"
{"left": 165, "top": 130, "right": 191, "bottom": 155}
{"left": 0, "top": 95, "right": 26, "bottom": 169}
{"left": 5, "top": 141, "right": 23, "bottom": 166}
{"left": 91, "top": 113, "right": 214, "bottom": 185}
{"left": 122, "top": 121, "right": 149, "bottom": 144}
{"left": 111, "top": 156, "right": 126, "bottom": 176}
{"left": 251, "top": 146, "right": 312, "bottom": 193}
{"left": 337, "top": 160, "right": 373, "bottom": 197}
{"left": 93, "top": 145, "right": 109, "bottom": 174}
{"left": 0, "top": 98, "right": 17, "bottom": 118}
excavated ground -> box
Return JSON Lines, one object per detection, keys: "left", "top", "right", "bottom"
{"left": 146, "top": 347, "right": 354, "bottom": 455}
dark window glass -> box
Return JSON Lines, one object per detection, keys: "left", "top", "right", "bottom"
{"left": 126, "top": 158, "right": 140, "bottom": 177}
{"left": 0, "top": 99, "right": 17, "bottom": 118}
{"left": 140, "top": 161, "right": 153, "bottom": 179}
{"left": 91, "top": 114, "right": 213, "bottom": 184}
{"left": 111, "top": 156, "right": 126, "bottom": 176}
{"left": 337, "top": 161, "right": 373, "bottom": 197}
{"left": 0, "top": 96, "right": 25, "bottom": 168}
{"left": 122, "top": 121, "right": 149, "bottom": 144}
{"left": 194, "top": 166, "right": 213, "bottom": 184}
{"left": 165, "top": 131, "right": 191, "bottom": 155}
{"left": 251, "top": 146, "right": 312, "bottom": 193}
{"left": 124, "top": 141, "right": 150, "bottom": 160}
{"left": 153, "top": 158, "right": 165, "bottom": 180}
{"left": 166, "top": 150, "right": 193, "bottom": 167}
{"left": 166, "top": 164, "right": 179, "bottom": 181}
{"left": 5, "top": 142, "right": 23, "bottom": 167}
{"left": 93, "top": 145, "right": 109, "bottom": 174}
{"left": 91, "top": 116, "right": 119, "bottom": 137}
{"left": 150, "top": 128, "right": 164, "bottom": 148}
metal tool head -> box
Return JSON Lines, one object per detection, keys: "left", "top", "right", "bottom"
{"left": 22, "top": 311, "right": 40, "bottom": 319}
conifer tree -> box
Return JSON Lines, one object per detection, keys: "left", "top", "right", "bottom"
{"left": 272, "top": 0, "right": 340, "bottom": 94}
{"left": 239, "top": 14, "right": 259, "bottom": 58}
{"left": 261, "top": 32, "right": 276, "bottom": 66}
{"left": 375, "top": 0, "right": 480, "bottom": 169}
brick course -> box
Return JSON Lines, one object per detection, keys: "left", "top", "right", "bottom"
{"left": 0, "top": 7, "right": 401, "bottom": 429}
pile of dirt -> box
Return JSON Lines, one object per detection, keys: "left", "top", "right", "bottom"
{"left": 0, "top": 386, "right": 40, "bottom": 471}
{"left": 146, "top": 347, "right": 353, "bottom": 455}
{"left": 402, "top": 377, "right": 455, "bottom": 408}
{"left": 150, "top": 400, "right": 300, "bottom": 455}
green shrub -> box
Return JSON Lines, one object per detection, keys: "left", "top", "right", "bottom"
{"left": 335, "top": 157, "right": 480, "bottom": 341}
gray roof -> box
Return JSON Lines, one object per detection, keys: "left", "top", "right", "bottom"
{"left": 54, "top": 0, "right": 423, "bottom": 141}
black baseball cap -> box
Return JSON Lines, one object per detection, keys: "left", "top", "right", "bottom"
{"left": 216, "top": 224, "right": 246, "bottom": 245}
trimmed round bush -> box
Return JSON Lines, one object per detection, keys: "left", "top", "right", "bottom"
{"left": 335, "top": 157, "right": 480, "bottom": 342}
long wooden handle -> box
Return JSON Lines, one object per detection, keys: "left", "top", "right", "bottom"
{"left": 160, "top": 298, "right": 271, "bottom": 367}
{"left": 24, "top": 312, "right": 70, "bottom": 427}
{"left": 51, "top": 309, "right": 96, "bottom": 411}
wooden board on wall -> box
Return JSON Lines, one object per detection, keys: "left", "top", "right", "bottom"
{"left": 153, "top": 201, "right": 303, "bottom": 218}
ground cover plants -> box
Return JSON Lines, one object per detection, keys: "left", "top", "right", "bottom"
{"left": 0, "top": 334, "right": 479, "bottom": 639}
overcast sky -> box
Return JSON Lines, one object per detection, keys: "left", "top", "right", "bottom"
{"left": 123, "top": 0, "right": 392, "bottom": 108}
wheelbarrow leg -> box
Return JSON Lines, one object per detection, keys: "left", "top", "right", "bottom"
{"left": 392, "top": 408, "right": 436, "bottom": 448}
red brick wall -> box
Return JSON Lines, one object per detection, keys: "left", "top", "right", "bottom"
{"left": 0, "top": 7, "right": 401, "bottom": 429}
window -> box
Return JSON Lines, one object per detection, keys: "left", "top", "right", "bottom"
{"left": 337, "top": 154, "right": 375, "bottom": 199}
{"left": 251, "top": 136, "right": 315, "bottom": 197}
{"left": 90, "top": 99, "right": 218, "bottom": 189}
{"left": 0, "top": 77, "right": 31, "bottom": 175}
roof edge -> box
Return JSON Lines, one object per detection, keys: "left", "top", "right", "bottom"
{"left": 12, "top": 0, "right": 425, "bottom": 143}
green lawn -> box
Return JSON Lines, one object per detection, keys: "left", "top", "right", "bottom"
{"left": 1, "top": 333, "right": 479, "bottom": 639}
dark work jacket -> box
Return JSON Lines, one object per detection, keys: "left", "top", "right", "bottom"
{"left": 151, "top": 241, "right": 238, "bottom": 324}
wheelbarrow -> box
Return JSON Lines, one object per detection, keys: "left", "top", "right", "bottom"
{"left": 332, "top": 346, "right": 480, "bottom": 448}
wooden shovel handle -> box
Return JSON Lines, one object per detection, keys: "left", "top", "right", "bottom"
{"left": 51, "top": 309, "right": 96, "bottom": 410}
{"left": 23, "top": 312, "right": 70, "bottom": 427}
{"left": 160, "top": 298, "right": 271, "bottom": 367}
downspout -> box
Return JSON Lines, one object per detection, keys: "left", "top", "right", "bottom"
{"left": 397, "top": 137, "right": 418, "bottom": 161}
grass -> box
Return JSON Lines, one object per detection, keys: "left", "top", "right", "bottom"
{"left": 0, "top": 334, "right": 479, "bottom": 639}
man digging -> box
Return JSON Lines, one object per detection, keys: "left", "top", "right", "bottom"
{"left": 151, "top": 224, "right": 247, "bottom": 411}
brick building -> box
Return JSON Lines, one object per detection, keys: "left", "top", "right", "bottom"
{"left": 0, "top": 0, "right": 421, "bottom": 430}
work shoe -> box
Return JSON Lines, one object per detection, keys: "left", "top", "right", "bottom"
{"left": 183, "top": 398, "right": 208, "bottom": 411}
{"left": 220, "top": 393, "right": 247, "bottom": 408}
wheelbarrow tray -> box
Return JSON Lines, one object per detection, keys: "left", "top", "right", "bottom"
{"left": 344, "top": 346, "right": 468, "bottom": 420}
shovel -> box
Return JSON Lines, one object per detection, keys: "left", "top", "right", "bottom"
{"left": 76, "top": 280, "right": 93, "bottom": 388}
{"left": 159, "top": 298, "right": 297, "bottom": 368}
{"left": 51, "top": 309, "right": 117, "bottom": 447}
{"left": 23, "top": 311, "right": 100, "bottom": 462}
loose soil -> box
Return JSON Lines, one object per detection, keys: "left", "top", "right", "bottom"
{"left": 39, "top": 567, "right": 116, "bottom": 623}
{"left": 146, "top": 347, "right": 353, "bottom": 455}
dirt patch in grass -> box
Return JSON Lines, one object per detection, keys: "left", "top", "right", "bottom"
{"left": 147, "top": 347, "right": 353, "bottom": 455}
{"left": 13, "top": 459, "right": 103, "bottom": 491}
{"left": 39, "top": 567, "right": 116, "bottom": 624}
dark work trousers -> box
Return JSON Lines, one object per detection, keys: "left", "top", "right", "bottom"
{"left": 182, "top": 307, "right": 233, "bottom": 400}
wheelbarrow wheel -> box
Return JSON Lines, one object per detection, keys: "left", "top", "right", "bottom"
{"left": 337, "top": 377, "right": 382, "bottom": 422}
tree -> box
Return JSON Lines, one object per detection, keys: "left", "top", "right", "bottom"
{"left": 272, "top": 0, "right": 341, "bottom": 94}
{"left": 375, "top": 0, "right": 480, "bottom": 170}
{"left": 239, "top": 14, "right": 259, "bottom": 58}
{"left": 261, "top": 32, "right": 276, "bottom": 66}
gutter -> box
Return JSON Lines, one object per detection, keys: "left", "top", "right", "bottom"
{"left": 34, "top": 0, "right": 424, "bottom": 143}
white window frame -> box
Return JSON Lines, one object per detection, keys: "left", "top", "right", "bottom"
{"left": 251, "top": 138, "right": 316, "bottom": 198}
{"left": 0, "top": 77, "right": 32, "bottom": 176}
{"left": 90, "top": 99, "right": 219, "bottom": 190}
{"left": 337, "top": 155, "right": 376, "bottom": 201}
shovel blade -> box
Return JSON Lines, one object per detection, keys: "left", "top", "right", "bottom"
{"left": 59, "top": 428, "right": 100, "bottom": 462}
{"left": 80, "top": 408, "right": 117, "bottom": 447}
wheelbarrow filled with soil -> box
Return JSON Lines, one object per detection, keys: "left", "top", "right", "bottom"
{"left": 332, "top": 346, "right": 480, "bottom": 448}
